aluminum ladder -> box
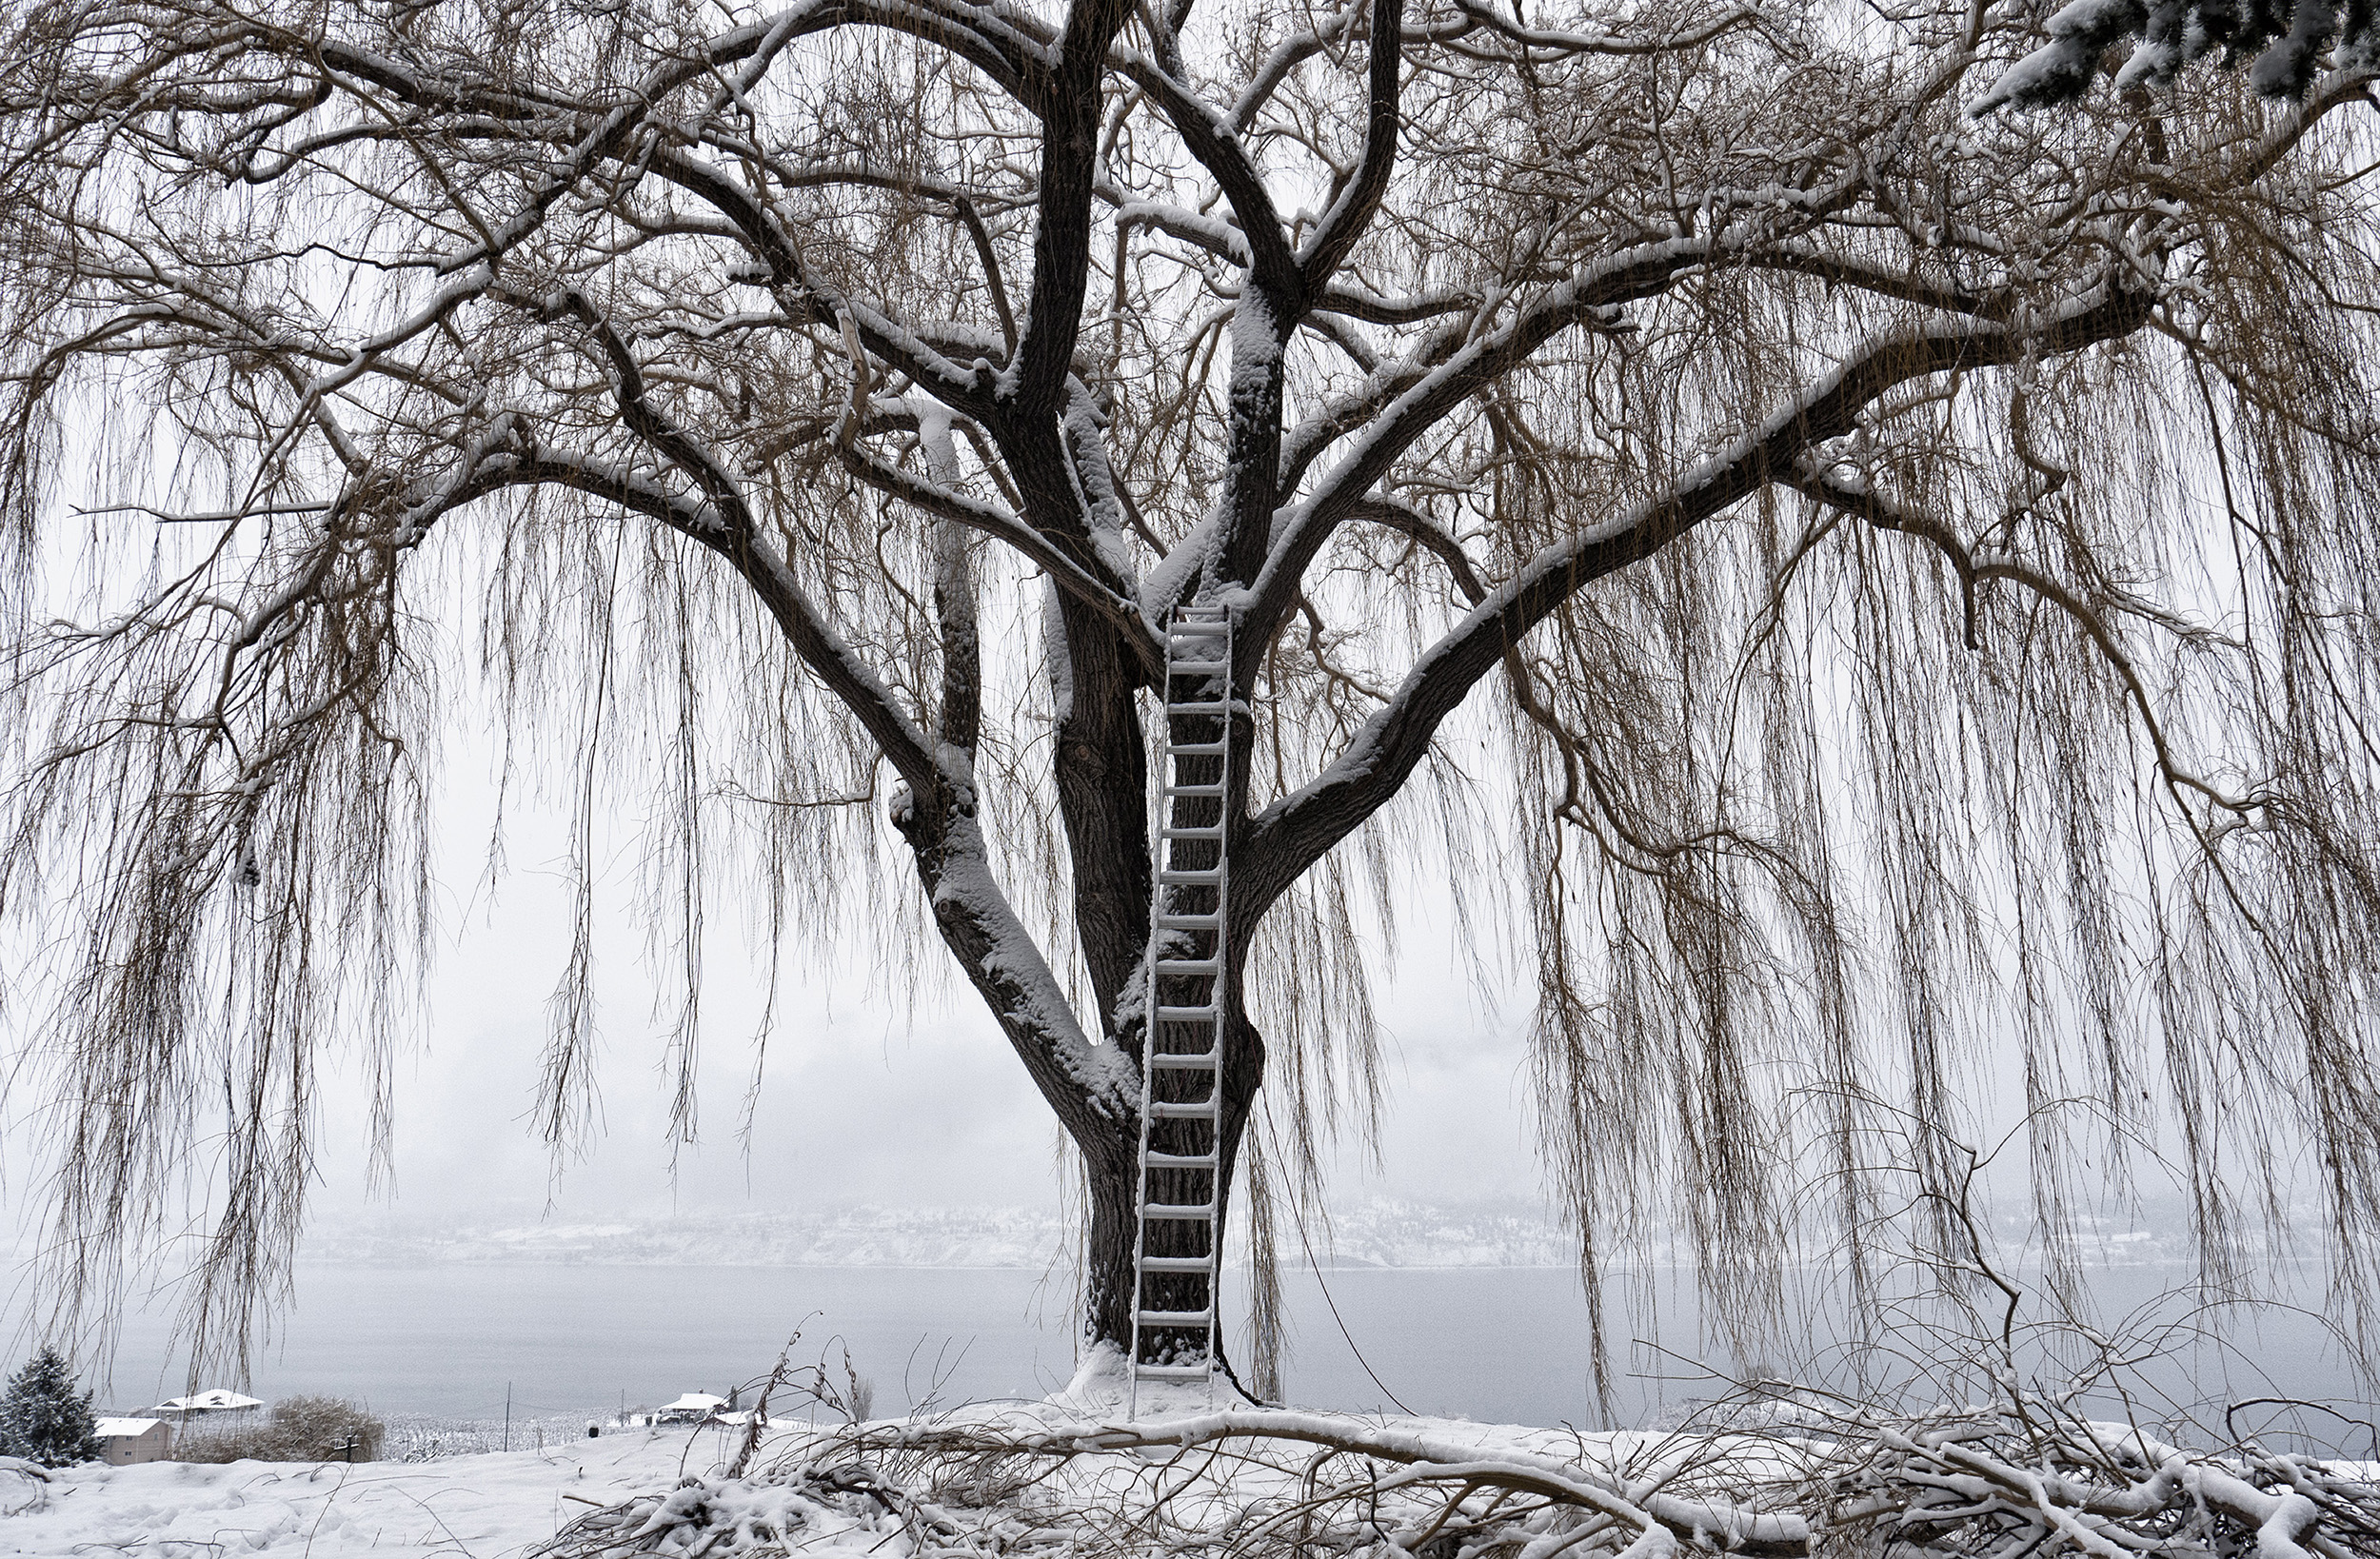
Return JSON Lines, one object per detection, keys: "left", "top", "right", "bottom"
{"left": 1127, "top": 603, "right": 1234, "bottom": 1418}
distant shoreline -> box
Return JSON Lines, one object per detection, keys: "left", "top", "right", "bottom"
{"left": 288, "top": 1255, "right": 1590, "bottom": 1272}
{"left": 13, "top": 1197, "right": 2275, "bottom": 1277}
{"left": 288, "top": 1253, "right": 2271, "bottom": 1272}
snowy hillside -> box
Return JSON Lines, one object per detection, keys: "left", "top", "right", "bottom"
{"left": 291, "top": 1197, "right": 2212, "bottom": 1271}
{"left": 291, "top": 1200, "right": 1585, "bottom": 1269}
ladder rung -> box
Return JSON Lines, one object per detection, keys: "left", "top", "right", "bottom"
{"left": 1161, "top": 825, "right": 1223, "bottom": 839}
{"left": 1156, "top": 912, "right": 1220, "bottom": 929}
{"left": 1146, "top": 1152, "right": 1217, "bottom": 1169}
{"left": 1134, "top": 1364, "right": 1214, "bottom": 1382}
{"left": 1160, "top": 868, "right": 1222, "bottom": 884}
{"left": 1151, "top": 1051, "right": 1219, "bottom": 1070}
{"left": 1167, "top": 783, "right": 1225, "bottom": 797}
{"left": 1136, "top": 1310, "right": 1213, "bottom": 1325}
{"left": 1156, "top": 957, "right": 1219, "bottom": 975}
{"left": 1169, "top": 741, "right": 1226, "bottom": 757}
{"left": 1139, "top": 1255, "right": 1214, "bottom": 1273}
{"left": 1165, "top": 701, "right": 1230, "bottom": 714}
{"left": 1169, "top": 660, "right": 1227, "bottom": 674}
{"left": 1153, "top": 1004, "right": 1217, "bottom": 1021}
{"left": 1143, "top": 1202, "right": 1215, "bottom": 1218}
{"left": 1168, "top": 621, "right": 1230, "bottom": 636}
{"left": 1150, "top": 1100, "right": 1217, "bottom": 1118}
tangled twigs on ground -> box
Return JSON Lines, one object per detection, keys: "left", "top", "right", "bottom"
{"left": 841, "top": 1411, "right": 1807, "bottom": 1559}
{"left": 531, "top": 1405, "right": 2379, "bottom": 1559}
{"left": 1795, "top": 1400, "right": 2380, "bottom": 1559}
{"left": 533, "top": 1450, "right": 1090, "bottom": 1559}
{"left": 0, "top": 1456, "right": 50, "bottom": 1517}
{"left": 533, "top": 1463, "right": 864, "bottom": 1558}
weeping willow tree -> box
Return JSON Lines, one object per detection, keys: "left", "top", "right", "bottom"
{"left": 1, "top": 0, "right": 2378, "bottom": 1393}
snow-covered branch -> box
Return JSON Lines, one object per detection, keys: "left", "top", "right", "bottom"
{"left": 1293, "top": 0, "right": 1407, "bottom": 291}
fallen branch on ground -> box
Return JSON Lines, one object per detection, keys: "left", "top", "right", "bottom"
{"left": 530, "top": 1398, "right": 2380, "bottom": 1559}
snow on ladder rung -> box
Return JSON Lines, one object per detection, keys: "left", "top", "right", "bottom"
{"left": 1135, "top": 1364, "right": 1215, "bottom": 1382}
{"left": 1168, "top": 741, "right": 1227, "bottom": 757}
{"left": 1168, "top": 782, "right": 1225, "bottom": 798}
{"left": 1168, "top": 621, "right": 1230, "bottom": 636}
{"left": 1165, "top": 701, "right": 1231, "bottom": 714}
{"left": 1169, "top": 660, "right": 1228, "bottom": 675}
{"left": 1156, "top": 957, "right": 1220, "bottom": 975}
{"left": 1156, "top": 912, "right": 1220, "bottom": 929}
{"left": 1136, "top": 1310, "right": 1213, "bottom": 1326}
{"left": 1150, "top": 1052, "right": 1219, "bottom": 1070}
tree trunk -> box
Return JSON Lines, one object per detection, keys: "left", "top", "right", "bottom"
{"left": 1076, "top": 1005, "right": 1266, "bottom": 1367}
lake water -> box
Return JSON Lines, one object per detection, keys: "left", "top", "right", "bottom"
{"left": 27, "top": 1260, "right": 2372, "bottom": 1450}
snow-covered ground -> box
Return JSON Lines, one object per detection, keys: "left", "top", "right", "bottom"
{"left": 10, "top": 1349, "right": 2370, "bottom": 1559}
{"left": 1, "top": 1424, "right": 737, "bottom": 1556}
{"left": 0, "top": 1344, "right": 1663, "bottom": 1559}
{"left": 0, "top": 1372, "right": 1550, "bottom": 1557}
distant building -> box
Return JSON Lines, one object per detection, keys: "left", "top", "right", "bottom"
{"left": 92, "top": 1418, "right": 170, "bottom": 1466}
{"left": 653, "top": 1392, "right": 726, "bottom": 1425}
{"left": 151, "top": 1390, "right": 264, "bottom": 1422}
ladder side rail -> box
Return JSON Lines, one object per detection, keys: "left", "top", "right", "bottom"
{"left": 1127, "top": 623, "right": 1171, "bottom": 1422}
{"left": 1200, "top": 639, "right": 1229, "bottom": 1411}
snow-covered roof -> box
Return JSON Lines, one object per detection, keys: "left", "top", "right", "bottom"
{"left": 157, "top": 1390, "right": 264, "bottom": 1411}
{"left": 658, "top": 1392, "right": 727, "bottom": 1412}
{"left": 93, "top": 1418, "right": 164, "bottom": 1437}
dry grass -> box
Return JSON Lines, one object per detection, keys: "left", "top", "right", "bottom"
{"left": 173, "top": 1396, "right": 387, "bottom": 1465}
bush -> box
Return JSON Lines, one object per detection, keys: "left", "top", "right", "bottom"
{"left": 176, "top": 1396, "right": 385, "bottom": 1464}
{"left": 0, "top": 1347, "right": 100, "bottom": 1469}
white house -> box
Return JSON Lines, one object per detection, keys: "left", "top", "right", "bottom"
{"left": 92, "top": 1418, "right": 171, "bottom": 1466}
{"left": 653, "top": 1391, "right": 727, "bottom": 1425}
{"left": 151, "top": 1390, "right": 263, "bottom": 1421}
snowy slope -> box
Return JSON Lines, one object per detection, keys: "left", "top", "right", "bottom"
{"left": 0, "top": 1425, "right": 751, "bottom": 1556}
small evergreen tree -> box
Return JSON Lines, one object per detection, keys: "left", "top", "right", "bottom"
{"left": 0, "top": 1347, "right": 101, "bottom": 1469}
